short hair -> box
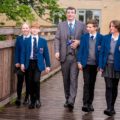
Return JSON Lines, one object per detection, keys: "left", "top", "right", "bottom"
{"left": 87, "top": 19, "right": 98, "bottom": 28}
{"left": 109, "top": 20, "right": 120, "bottom": 32}
{"left": 66, "top": 7, "right": 76, "bottom": 13}
{"left": 31, "top": 21, "right": 40, "bottom": 28}
{"left": 21, "top": 22, "right": 30, "bottom": 28}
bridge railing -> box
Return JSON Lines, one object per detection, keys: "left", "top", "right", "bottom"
{"left": 0, "top": 26, "right": 60, "bottom": 106}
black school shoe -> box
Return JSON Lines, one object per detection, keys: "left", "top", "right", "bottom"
{"left": 104, "top": 109, "right": 116, "bottom": 116}
{"left": 23, "top": 98, "right": 30, "bottom": 105}
{"left": 28, "top": 103, "right": 35, "bottom": 109}
{"left": 64, "top": 100, "right": 69, "bottom": 108}
{"left": 88, "top": 105, "right": 94, "bottom": 112}
{"left": 36, "top": 100, "right": 41, "bottom": 108}
{"left": 15, "top": 99, "right": 21, "bottom": 107}
{"left": 82, "top": 104, "right": 94, "bottom": 112}
{"left": 82, "top": 105, "right": 89, "bottom": 112}
{"left": 68, "top": 103, "right": 74, "bottom": 112}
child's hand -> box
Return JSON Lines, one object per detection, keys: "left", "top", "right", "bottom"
{"left": 78, "top": 63, "right": 83, "bottom": 71}
{"left": 21, "top": 64, "right": 25, "bottom": 72}
{"left": 55, "top": 52, "right": 60, "bottom": 61}
{"left": 15, "top": 63, "right": 20, "bottom": 68}
{"left": 45, "top": 67, "right": 50, "bottom": 73}
{"left": 99, "top": 68, "right": 103, "bottom": 75}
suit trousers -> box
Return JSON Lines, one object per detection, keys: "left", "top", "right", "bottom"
{"left": 27, "top": 60, "right": 41, "bottom": 104}
{"left": 83, "top": 65, "right": 97, "bottom": 106}
{"left": 61, "top": 55, "right": 79, "bottom": 104}
{"left": 16, "top": 68, "right": 30, "bottom": 100}
{"left": 104, "top": 77, "right": 119, "bottom": 110}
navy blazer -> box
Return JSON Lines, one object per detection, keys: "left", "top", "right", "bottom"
{"left": 77, "top": 33, "right": 103, "bottom": 67}
{"left": 14, "top": 35, "right": 24, "bottom": 64}
{"left": 99, "top": 34, "right": 120, "bottom": 71}
{"left": 21, "top": 36, "right": 51, "bottom": 72}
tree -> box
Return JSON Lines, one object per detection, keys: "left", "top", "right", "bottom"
{"left": 0, "top": 0, "right": 65, "bottom": 25}
{"left": 0, "top": 0, "right": 34, "bottom": 24}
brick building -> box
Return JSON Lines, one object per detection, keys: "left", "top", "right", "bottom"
{"left": 57, "top": 0, "right": 120, "bottom": 34}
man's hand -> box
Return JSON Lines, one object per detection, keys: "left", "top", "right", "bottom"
{"left": 21, "top": 64, "right": 25, "bottom": 72}
{"left": 78, "top": 63, "right": 83, "bottom": 71}
{"left": 55, "top": 52, "right": 60, "bottom": 61}
{"left": 71, "top": 40, "right": 80, "bottom": 49}
{"left": 15, "top": 63, "right": 20, "bottom": 68}
{"left": 45, "top": 67, "right": 50, "bottom": 73}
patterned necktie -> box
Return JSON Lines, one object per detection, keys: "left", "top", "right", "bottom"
{"left": 33, "top": 37, "right": 37, "bottom": 59}
{"left": 69, "top": 23, "right": 73, "bottom": 36}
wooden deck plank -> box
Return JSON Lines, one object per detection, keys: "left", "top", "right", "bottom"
{"left": 0, "top": 71, "right": 120, "bottom": 120}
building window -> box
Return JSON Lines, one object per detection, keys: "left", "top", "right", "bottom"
{"left": 78, "top": 9, "right": 101, "bottom": 29}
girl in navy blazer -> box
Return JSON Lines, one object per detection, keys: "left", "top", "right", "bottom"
{"left": 14, "top": 23, "right": 31, "bottom": 107}
{"left": 99, "top": 20, "right": 120, "bottom": 116}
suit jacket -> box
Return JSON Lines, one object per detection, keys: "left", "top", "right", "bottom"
{"left": 21, "top": 36, "right": 51, "bottom": 71}
{"left": 99, "top": 34, "right": 120, "bottom": 71}
{"left": 14, "top": 35, "right": 24, "bottom": 64}
{"left": 54, "top": 20, "right": 86, "bottom": 62}
{"left": 77, "top": 33, "right": 103, "bottom": 67}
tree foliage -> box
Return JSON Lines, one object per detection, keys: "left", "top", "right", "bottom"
{"left": 0, "top": 0, "right": 65, "bottom": 25}
{"left": 0, "top": 0, "right": 34, "bottom": 23}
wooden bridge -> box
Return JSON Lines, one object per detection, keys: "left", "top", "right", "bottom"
{"left": 0, "top": 27, "right": 120, "bottom": 120}
{"left": 0, "top": 71, "right": 120, "bottom": 120}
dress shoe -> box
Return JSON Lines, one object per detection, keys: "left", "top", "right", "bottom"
{"left": 104, "top": 109, "right": 114, "bottom": 116}
{"left": 82, "top": 105, "right": 90, "bottom": 112}
{"left": 68, "top": 103, "right": 74, "bottom": 112}
{"left": 15, "top": 99, "right": 21, "bottom": 107}
{"left": 112, "top": 109, "right": 116, "bottom": 114}
{"left": 36, "top": 100, "right": 41, "bottom": 108}
{"left": 88, "top": 105, "right": 94, "bottom": 112}
{"left": 23, "top": 98, "right": 29, "bottom": 105}
{"left": 28, "top": 103, "right": 35, "bottom": 109}
{"left": 111, "top": 106, "right": 116, "bottom": 114}
{"left": 64, "top": 101, "right": 69, "bottom": 108}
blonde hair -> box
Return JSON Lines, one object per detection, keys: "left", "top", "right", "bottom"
{"left": 21, "top": 22, "right": 30, "bottom": 28}
{"left": 31, "top": 21, "right": 40, "bottom": 28}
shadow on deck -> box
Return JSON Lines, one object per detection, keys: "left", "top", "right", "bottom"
{"left": 0, "top": 71, "right": 120, "bottom": 120}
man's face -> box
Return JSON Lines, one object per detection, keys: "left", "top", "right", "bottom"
{"left": 21, "top": 23, "right": 30, "bottom": 36}
{"left": 66, "top": 9, "right": 76, "bottom": 21}
{"left": 31, "top": 27, "right": 39, "bottom": 35}
{"left": 86, "top": 24, "right": 97, "bottom": 34}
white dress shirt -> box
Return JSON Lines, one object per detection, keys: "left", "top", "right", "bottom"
{"left": 90, "top": 33, "right": 97, "bottom": 40}
{"left": 23, "top": 34, "right": 31, "bottom": 40}
{"left": 68, "top": 19, "right": 75, "bottom": 29}
{"left": 111, "top": 34, "right": 119, "bottom": 41}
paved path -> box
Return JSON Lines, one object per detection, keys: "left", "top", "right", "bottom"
{"left": 0, "top": 71, "right": 120, "bottom": 120}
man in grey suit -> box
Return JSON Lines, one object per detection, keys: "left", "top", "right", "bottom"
{"left": 54, "top": 6, "right": 86, "bottom": 111}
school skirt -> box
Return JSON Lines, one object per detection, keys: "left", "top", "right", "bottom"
{"left": 102, "top": 63, "right": 120, "bottom": 79}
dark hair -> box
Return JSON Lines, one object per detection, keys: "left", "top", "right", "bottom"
{"left": 87, "top": 19, "right": 98, "bottom": 28}
{"left": 66, "top": 7, "right": 76, "bottom": 13}
{"left": 109, "top": 20, "right": 120, "bottom": 32}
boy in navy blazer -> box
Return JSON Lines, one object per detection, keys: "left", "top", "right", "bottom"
{"left": 77, "top": 20, "right": 103, "bottom": 112}
{"left": 14, "top": 23, "right": 30, "bottom": 107}
{"left": 21, "top": 22, "right": 51, "bottom": 109}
